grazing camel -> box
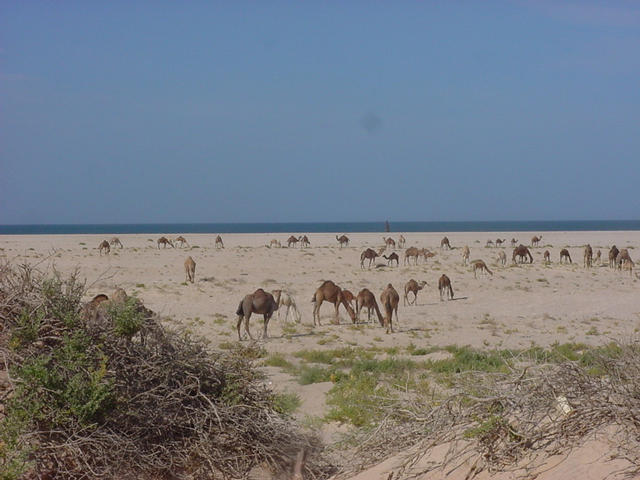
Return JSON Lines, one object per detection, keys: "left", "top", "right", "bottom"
{"left": 287, "top": 235, "right": 299, "bottom": 248}
{"left": 486, "top": 239, "right": 494, "bottom": 248}
{"left": 311, "top": 280, "right": 356, "bottom": 325}
{"left": 269, "top": 239, "right": 282, "bottom": 248}
{"left": 236, "top": 288, "right": 279, "bottom": 340}
{"left": 616, "top": 250, "right": 634, "bottom": 276}
{"left": 440, "top": 237, "right": 451, "bottom": 250}
{"left": 215, "top": 235, "right": 224, "bottom": 249}
{"left": 376, "top": 246, "right": 387, "bottom": 256}
{"left": 404, "top": 247, "right": 420, "bottom": 265}
{"left": 462, "top": 246, "right": 470, "bottom": 265}
{"left": 342, "top": 289, "right": 356, "bottom": 310}
{"left": 157, "top": 237, "right": 174, "bottom": 249}
{"left": 380, "top": 284, "right": 399, "bottom": 333}
{"left": 471, "top": 260, "right": 493, "bottom": 278}
{"left": 98, "top": 240, "right": 110, "bottom": 255}
{"left": 175, "top": 236, "right": 189, "bottom": 248}
{"left": 398, "top": 235, "right": 406, "bottom": 249}
{"left": 438, "top": 274, "right": 454, "bottom": 301}
{"left": 559, "top": 249, "right": 572, "bottom": 264}
{"left": 272, "top": 289, "right": 301, "bottom": 323}
{"left": 336, "top": 235, "right": 349, "bottom": 248}
{"left": 583, "top": 244, "right": 593, "bottom": 268}
{"left": 495, "top": 239, "right": 506, "bottom": 247}
{"left": 355, "top": 288, "right": 384, "bottom": 325}
{"left": 595, "top": 250, "right": 601, "bottom": 264}
{"left": 510, "top": 238, "right": 519, "bottom": 247}
{"left": 109, "top": 237, "right": 123, "bottom": 249}
{"left": 543, "top": 250, "right": 551, "bottom": 264}
{"left": 404, "top": 279, "right": 428, "bottom": 306}
{"left": 83, "top": 289, "right": 155, "bottom": 324}
{"left": 360, "top": 248, "right": 379, "bottom": 269}
{"left": 382, "top": 237, "right": 396, "bottom": 249}
{"left": 184, "top": 256, "right": 196, "bottom": 283}
{"left": 609, "top": 246, "right": 620, "bottom": 268}
{"left": 298, "top": 235, "right": 310, "bottom": 248}
{"left": 421, "top": 248, "right": 436, "bottom": 262}
{"left": 383, "top": 252, "right": 399, "bottom": 266}
{"left": 512, "top": 245, "right": 533, "bottom": 264}
{"left": 531, "top": 235, "right": 542, "bottom": 247}
{"left": 497, "top": 250, "right": 507, "bottom": 266}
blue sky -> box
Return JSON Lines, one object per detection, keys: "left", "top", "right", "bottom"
{"left": 1, "top": 1, "right": 639, "bottom": 224}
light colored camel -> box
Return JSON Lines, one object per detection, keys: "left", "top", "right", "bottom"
{"left": 376, "top": 246, "right": 387, "bottom": 256}
{"left": 236, "top": 288, "right": 280, "bottom": 340}
{"left": 595, "top": 250, "right": 601, "bottom": 264}
{"left": 383, "top": 252, "right": 399, "bottom": 267}
{"left": 616, "top": 249, "right": 633, "bottom": 273}
{"left": 336, "top": 235, "right": 349, "bottom": 248}
{"left": 560, "top": 249, "right": 572, "bottom": 264}
{"left": 99, "top": 240, "right": 110, "bottom": 255}
{"left": 380, "top": 284, "right": 399, "bottom": 333}
{"left": 486, "top": 239, "right": 494, "bottom": 248}
{"left": 440, "top": 237, "right": 451, "bottom": 250}
{"left": 355, "top": 288, "right": 384, "bottom": 325}
{"left": 269, "top": 239, "right": 282, "bottom": 248}
{"left": 495, "top": 239, "right": 506, "bottom": 247}
{"left": 398, "top": 235, "right": 406, "bottom": 249}
{"left": 272, "top": 289, "right": 301, "bottom": 323}
{"left": 404, "top": 279, "right": 427, "bottom": 306}
{"left": 175, "top": 236, "right": 189, "bottom": 248}
{"left": 583, "top": 244, "right": 593, "bottom": 268}
{"left": 404, "top": 247, "right": 420, "bottom": 265}
{"left": 512, "top": 245, "right": 533, "bottom": 264}
{"left": 157, "top": 237, "right": 174, "bottom": 249}
{"left": 342, "top": 289, "right": 355, "bottom": 310}
{"left": 421, "top": 248, "right": 436, "bottom": 262}
{"left": 543, "top": 250, "right": 551, "bottom": 264}
{"left": 609, "top": 246, "right": 619, "bottom": 268}
{"left": 215, "top": 235, "right": 224, "bottom": 249}
{"left": 360, "top": 248, "right": 379, "bottom": 269}
{"left": 497, "top": 250, "right": 507, "bottom": 266}
{"left": 109, "top": 237, "right": 123, "bottom": 249}
{"left": 184, "top": 256, "right": 196, "bottom": 283}
{"left": 382, "top": 237, "right": 396, "bottom": 249}
{"left": 510, "top": 238, "right": 519, "bottom": 247}
{"left": 83, "top": 288, "right": 154, "bottom": 324}
{"left": 311, "top": 280, "right": 356, "bottom": 325}
{"left": 531, "top": 235, "right": 542, "bottom": 247}
{"left": 287, "top": 235, "right": 299, "bottom": 248}
{"left": 298, "top": 235, "right": 310, "bottom": 248}
{"left": 438, "top": 274, "right": 454, "bottom": 301}
{"left": 462, "top": 246, "right": 470, "bottom": 265}
{"left": 471, "top": 260, "right": 493, "bottom": 278}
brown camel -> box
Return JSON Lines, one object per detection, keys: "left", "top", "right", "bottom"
{"left": 462, "top": 246, "right": 470, "bottom": 265}
{"left": 497, "top": 250, "right": 507, "bottom": 266}
{"left": 287, "top": 235, "right": 299, "bottom": 248}
{"left": 272, "top": 289, "right": 301, "bottom": 323}
{"left": 609, "top": 246, "right": 619, "bottom": 268}
{"left": 595, "top": 249, "right": 601, "bottom": 264}
{"left": 560, "top": 249, "right": 572, "bottom": 264}
{"left": 404, "top": 279, "right": 428, "bottom": 306}
{"left": 380, "top": 283, "right": 399, "bottom": 333}
{"left": 311, "top": 280, "right": 356, "bottom": 325}
{"left": 355, "top": 288, "right": 384, "bottom": 325}
{"left": 531, "top": 235, "right": 542, "bottom": 247}
{"left": 438, "top": 274, "right": 454, "bottom": 301}
{"left": 298, "top": 235, "right": 310, "bottom": 248}
{"left": 510, "top": 238, "right": 519, "bottom": 247}
{"left": 440, "top": 236, "right": 451, "bottom": 250}
{"left": 421, "top": 248, "right": 436, "bottom": 261}
{"left": 383, "top": 252, "right": 399, "bottom": 267}
{"left": 360, "top": 248, "right": 379, "bottom": 269}
{"left": 617, "top": 250, "right": 634, "bottom": 276}
{"left": 109, "top": 237, "right": 123, "bottom": 249}
{"left": 583, "top": 244, "right": 593, "bottom": 268}
{"left": 269, "top": 239, "right": 282, "bottom": 248}
{"left": 404, "top": 246, "right": 420, "bottom": 265}
{"left": 495, "top": 239, "right": 506, "bottom": 247}
{"left": 486, "top": 239, "right": 494, "bottom": 248}
{"left": 336, "top": 234, "right": 349, "bottom": 248}
{"left": 342, "top": 289, "right": 356, "bottom": 310}
{"left": 382, "top": 237, "right": 396, "bottom": 249}
{"left": 377, "top": 246, "right": 387, "bottom": 256}
{"left": 512, "top": 245, "right": 533, "bottom": 264}
{"left": 184, "top": 256, "right": 196, "bottom": 283}
{"left": 236, "top": 288, "right": 280, "bottom": 340}
{"left": 99, "top": 240, "right": 110, "bottom": 255}
{"left": 175, "top": 236, "right": 189, "bottom": 248}
{"left": 83, "top": 288, "right": 154, "bottom": 325}
{"left": 543, "top": 250, "right": 551, "bottom": 264}
{"left": 471, "top": 260, "right": 493, "bottom": 278}
{"left": 215, "top": 235, "right": 224, "bottom": 249}
{"left": 398, "top": 235, "right": 406, "bottom": 249}
{"left": 157, "top": 236, "right": 174, "bottom": 249}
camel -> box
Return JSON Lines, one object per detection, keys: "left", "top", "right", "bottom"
{"left": 298, "top": 235, "right": 310, "bottom": 248}
{"left": 236, "top": 288, "right": 279, "bottom": 340}
{"left": 510, "top": 238, "right": 519, "bottom": 247}
{"left": 377, "top": 246, "right": 387, "bottom": 256}
{"left": 486, "top": 239, "right": 494, "bottom": 248}
{"left": 184, "top": 256, "right": 196, "bottom": 283}
{"left": 380, "top": 284, "right": 399, "bottom": 333}
{"left": 609, "top": 246, "right": 620, "bottom": 268}
{"left": 616, "top": 250, "right": 634, "bottom": 276}
{"left": 342, "top": 289, "right": 356, "bottom": 310}
{"left": 495, "top": 239, "right": 506, "bottom": 247}
{"left": 355, "top": 288, "right": 384, "bottom": 326}
{"left": 287, "top": 235, "right": 299, "bottom": 248}
{"left": 404, "top": 247, "right": 420, "bottom": 265}
{"left": 583, "top": 244, "right": 593, "bottom": 268}
{"left": 175, "top": 236, "right": 189, "bottom": 248}
{"left": 312, "top": 280, "right": 356, "bottom": 325}
{"left": 109, "top": 237, "right": 123, "bottom": 249}
{"left": 360, "top": 248, "right": 379, "bottom": 269}
{"left": 398, "top": 235, "right": 406, "bottom": 249}
{"left": 382, "top": 237, "right": 396, "bottom": 249}
{"left": 272, "top": 289, "right": 301, "bottom": 323}
{"left": 543, "top": 250, "right": 551, "bottom": 264}
{"left": 421, "top": 248, "right": 436, "bottom": 262}
{"left": 404, "top": 279, "right": 428, "bottom": 306}
{"left": 462, "top": 246, "right": 470, "bottom": 265}
{"left": 531, "top": 235, "right": 542, "bottom": 247}
{"left": 471, "top": 260, "right": 493, "bottom": 278}
{"left": 438, "top": 274, "right": 454, "bottom": 301}
{"left": 560, "top": 249, "right": 572, "bottom": 264}
{"left": 269, "top": 239, "right": 282, "bottom": 248}
{"left": 383, "top": 252, "right": 399, "bottom": 267}
{"left": 99, "top": 240, "right": 110, "bottom": 255}
{"left": 497, "top": 250, "right": 507, "bottom": 266}
{"left": 440, "top": 237, "right": 451, "bottom": 250}
{"left": 336, "top": 235, "right": 349, "bottom": 248}
{"left": 215, "top": 235, "right": 224, "bottom": 249}
{"left": 83, "top": 288, "right": 154, "bottom": 325}
{"left": 595, "top": 250, "right": 601, "bottom": 264}
{"left": 157, "top": 237, "right": 174, "bottom": 249}
{"left": 512, "top": 245, "right": 533, "bottom": 264}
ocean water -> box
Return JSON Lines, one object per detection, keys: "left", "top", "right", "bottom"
{"left": 0, "top": 220, "right": 639, "bottom": 235}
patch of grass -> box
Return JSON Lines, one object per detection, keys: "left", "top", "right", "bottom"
{"left": 429, "top": 346, "right": 508, "bottom": 374}
{"left": 293, "top": 347, "right": 373, "bottom": 367}
{"left": 263, "top": 353, "right": 296, "bottom": 372}
{"left": 135, "top": 283, "right": 145, "bottom": 288}
{"left": 272, "top": 392, "right": 301, "bottom": 416}
{"left": 586, "top": 326, "right": 599, "bottom": 336}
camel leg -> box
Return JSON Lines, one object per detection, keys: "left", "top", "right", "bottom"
{"left": 313, "top": 299, "right": 322, "bottom": 326}
{"left": 262, "top": 313, "right": 270, "bottom": 339}
{"left": 236, "top": 315, "right": 245, "bottom": 341}
{"left": 333, "top": 301, "right": 340, "bottom": 324}
{"left": 244, "top": 313, "right": 254, "bottom": 340}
